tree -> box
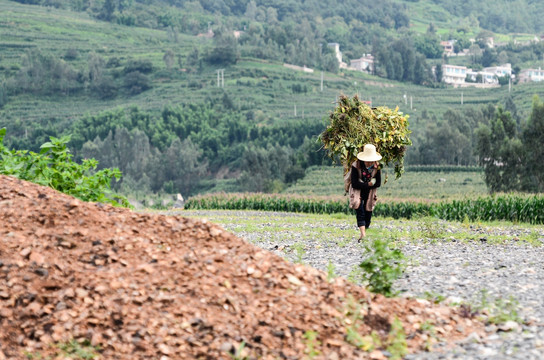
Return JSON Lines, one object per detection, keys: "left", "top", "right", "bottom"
{"left": 163, "top": 50, "right": 175, "bottom": 69}
{"left": 160, "top": 137, "right": 208, "bottom": 196}
{"left": 123, "top": 71, "right": 151, "bottom": 95}
{"left": 481, "top": 48, "right": 497, "bottom": 67}
{"left": 434, "top": 63, "right": 443, "bottom": 83}
{"left": 469, "top": 44, "right": 482, "bottom": 65}
{"left": 245, "top": 0, "right": 257, "bottom": 20}
{"left": 88, "top": 52, "right": 105, "bottom": 84}
{"left": 13, "top": 49, "right": 78, "bottom": 95}
{"left": 414, "top": 35, "right": 443, "bottom": 59}
{"left": 100, "top": 0, "right": 115, "bottom": 21}
{"left": 207, "top": 28, "right": 239, "bottom": 65}
{"left": 476, "top": 107, "right": 523, "bottom": 193}
{"left": 0, "top": 82, "right": 7, "bottom": 109}
{"left": 521, "top": 96, "right": 544, "bottom": 192}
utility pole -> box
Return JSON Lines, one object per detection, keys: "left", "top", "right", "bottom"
{"left": 216, "top": 69, "right": 224, "bottom": 88}
{"left": 294, "top": 104, "right": 297, "bottom": 117}
{"left": 410, "top": 96, "right": 413, "bottom": 110}
{"left": 320, "top": 71, "right": 323, "bottom": 92}
{"left": 461, "top": 91, "right": 463, "bottom": 105}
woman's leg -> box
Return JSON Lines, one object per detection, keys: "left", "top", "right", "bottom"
{"left": 365, "top": 211, "right": 373, "bottom": 229}
{"left": 356, "top": 201, "right": 366, "bottom": 239}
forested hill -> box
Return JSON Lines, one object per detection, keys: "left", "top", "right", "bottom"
{"left": 1, "top": 0, "right": 544, "bottom": 198}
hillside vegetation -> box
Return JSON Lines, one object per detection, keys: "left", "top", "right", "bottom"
{"left": 1, "top": 0, "right": 544, "bottom": 197}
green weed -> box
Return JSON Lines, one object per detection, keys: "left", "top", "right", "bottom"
{"left": 326, "top": 260, "right": 337, "bottom": 282}
{"left": 24, "top": 351, "right": 50, "bottom": 360}
{"left": 386, "top": 317, "right": 408, "bottom": 360}
{"left": 422, "top": 291, "right": 446, "bottom": 304}
{"left": 341, "top": 296, "right": 380, "bottom": 351}
{"left": 228, "top": 341, "right": 249, "bottom": 360}
{"left": 292, "top": 242, "right": 306, "bottom": 264}
{"left": 358, "top": 237, "right": 406, "bottom": 297}
{"left": 302, "top": 330, "right": 321, "bottom": 359}
{"left": 420, "top": 320, "right": 438, "bottom": 351}
{"left": 521, "top": 231, "right": 543, "bottom": 247}
{"left": 56, "top": 339, "right": 100, "bottom": 359}
{"left": 419, "top": 217, "right": 445, "bottom": 241}
{"left": 471, "top": 289, "right": 523, "bottom": 325}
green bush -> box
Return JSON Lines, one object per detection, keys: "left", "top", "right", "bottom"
{"left": 0, "top": 128, "right": 130, "bottom": 208}
{"left": 358, "top": 238, "right": 406, "bottom": 297}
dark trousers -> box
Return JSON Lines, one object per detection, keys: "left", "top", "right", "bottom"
{"left": 356, "top": 200, "right": 372, "bottom": 229}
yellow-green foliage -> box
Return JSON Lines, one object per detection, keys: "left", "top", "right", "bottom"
{"left": 319, "top": 95, "right": 412, "bottom": 178}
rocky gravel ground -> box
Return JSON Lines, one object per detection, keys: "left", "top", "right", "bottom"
{"left": 178, "top": 210, "right": 544, "bottom": 360}
{"left": 2, "top": 175, "right": 487, "bottom": 360}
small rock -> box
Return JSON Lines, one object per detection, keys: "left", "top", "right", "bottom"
{"left": 75, "top": 288, "right": 89, "bottom": 298}
{"left": 369, "top": 350, "right": 387, "bottom": 360}
{"left": 20, "top": 247, "right": 32, "bottom": 258}
{"left": 29, "top": 252, "right": 45, "bottom": 265}
{"left": 464, "top": 332, "right": 482, "bottom": 343}
{"left": 210, "top": 228, "right": 222, "bottom": 237}
{"left": 158, "top": 343, "right": 171, "bottom": 355}
{"left": 220, "top": 342, "right": 233, "bottom": 353}
{"left": 478, "top": 347, "right": 498, "bottom": 357}
{"left": 498, "top": 320, "right": 520, "bottom": 332}
{"left": 287, "top": 274, "right": 303, "bottom": 286}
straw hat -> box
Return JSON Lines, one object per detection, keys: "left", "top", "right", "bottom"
{"left": 356, "top": 144, "right": 382, "bottom": 162}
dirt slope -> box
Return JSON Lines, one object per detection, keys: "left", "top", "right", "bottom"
{"left": 0, "top": 175, "right": 483, "bottom": 359}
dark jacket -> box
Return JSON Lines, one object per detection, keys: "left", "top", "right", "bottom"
{"left": 351, "top": 161, "right": 381, "bottom": 203}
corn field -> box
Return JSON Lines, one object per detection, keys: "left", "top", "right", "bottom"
{"left": 185, "top": 193, "right": 544, "bottom": 225}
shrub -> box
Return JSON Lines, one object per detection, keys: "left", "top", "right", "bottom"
{"left": 358, "top": 237, "right": 406, "bottom": 297}
{"left": 0, "top": 128, "right": 130, "bottom": 208}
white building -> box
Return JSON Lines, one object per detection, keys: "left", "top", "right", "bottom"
{"left": 442, "top": 64, "right": 467, "bottom": 84}
{"left": 480, "top": 71, "right": 498, "bottom": 84}
{"left": 350, "top": 54, "right": 374, "bottom": 73}
{"left": 327, "top": 43, "right": 342, "bottom": 64}
{"left": 483, "top": 63, "right": 512, "bottom": 78}
{"left": 518, "top": 68, "right": 544, "bottom": 83}
{"left": 466, "top": 69, "right": 498, "bottom": 84}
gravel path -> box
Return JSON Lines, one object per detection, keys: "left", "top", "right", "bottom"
{"left": 173, "top": 210, "right": 544, "bottom": 360}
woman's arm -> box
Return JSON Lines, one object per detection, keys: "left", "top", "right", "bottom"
{"left": 373, "top": 169, "right": 381, "bottom": 189}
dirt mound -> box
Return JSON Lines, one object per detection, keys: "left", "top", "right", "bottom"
{"left": 0, "top": 175, "right": 483, "bottom": 359}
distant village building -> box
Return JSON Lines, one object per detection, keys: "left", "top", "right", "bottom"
{"left": 328, "top": 43, "right": 348, "bottom": 68}
{"left": 327, "top": 43, "right": 342, "bottom": 64}
{"left": 465, "top": 69, "right": 479, "bottom": 82}
{"left": 479, "top": 71, "right": 498, "bottom": 84}
{"left": 519, "top": 68, "right": 544, "bottom": 83}
{"left": 440, "top": 40, "right": 455, "bottom": 56}
{"left": 475, "top": 36, "right": 495, "bottom": 48}
{"left": 442, "top": 64, "right": 467, "bottom": 84}
{"left": 350, "top": 54, "right": 374, "bottom": 73}
{"left": 442, "top": 63, "right": 513, "bottom": 86}
{"left": 483, "top": 63, "right": 512, "bottom": 78}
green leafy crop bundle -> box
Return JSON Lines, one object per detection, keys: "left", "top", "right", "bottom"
{"left": 319, "top": 95, "right": 412, "bottom": 179}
